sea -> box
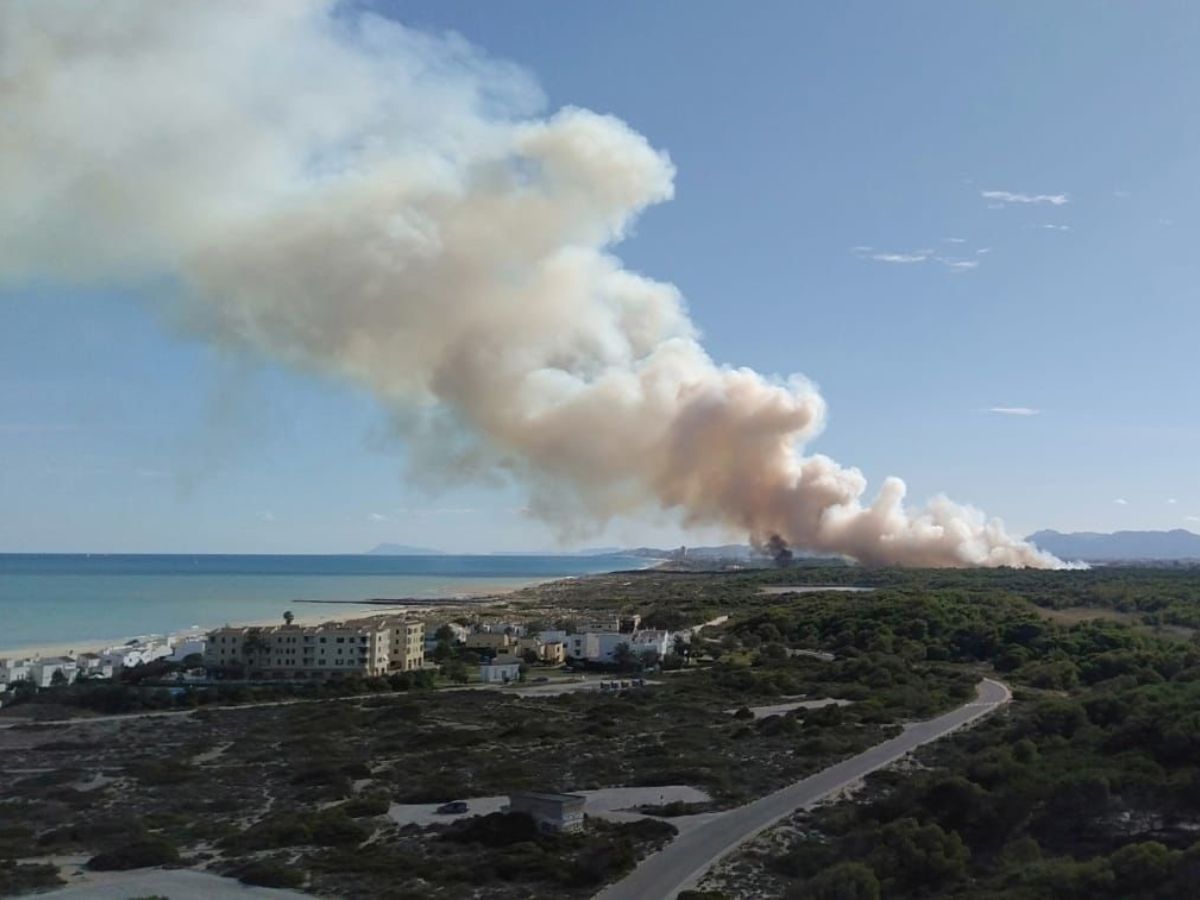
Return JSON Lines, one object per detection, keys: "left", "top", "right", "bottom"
{"left": 0, "top": 553, "right": 642, "bottom": 653}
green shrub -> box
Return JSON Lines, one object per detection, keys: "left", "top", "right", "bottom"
{"left": 340, "top": 793, "right": 391, "bottom": 817}
{"left": 310, "top": 810, "right": 369, "bottom": 847}
{"left": 0, "top": 860, "right": 64, "bottom": 894}
{"left": 441, "top": 812, "right": 540, "bottom": 848}
{"left": 87, "top": 837, "right": 179, "bottom": 871}
{"left": 236, "top": 859, "right": 305, "bottom": 888}
{"left": 229, "top": 816, "right": 312, "bottom": 851}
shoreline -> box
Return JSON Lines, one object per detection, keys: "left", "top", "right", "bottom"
{"left": 0, "top": 590, "right": 525, "bottom": 662}
{"left": 1, "top": 558, "right": 665, "bottom": 662}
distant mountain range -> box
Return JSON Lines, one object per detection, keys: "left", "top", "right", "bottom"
{"left": 1028, "top": 529, "right": 1200, "bottom": 561}
{"left": 365, "top": 543, "right": 446, "bottom": 556}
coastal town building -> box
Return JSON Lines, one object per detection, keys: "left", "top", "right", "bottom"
{"left": 29, "top": 657, "right": 78, "bottom": 687}
{"left": 168, "top": 635, "right": 207, "bottom": 662}
{"left": 539, "top": 640, "right": 567, "bottom": 665}
{"left": 1, "top": 654, "right": 113, "bottom": 689}
{"left": 478, "top": 622, "right": 528, "bottom": 637}
{"left": 627, "top": 629, "right": 672, "bottom": 659}
{"left": 511, "top": 637, "right": 565, "bottom": 664}
{"left": 100, "top": 638, "right": 174, "bottom": 670}
{"left": 204, "top": 617, "right": 424, "bottom": 679}
{"left": 0, "top": 658, "right": 34, "bottom": 689}
{"left": 506, "top": 791, "right": 586, "bottom": 833}
{"left": 424, "top": 621, "right": 469, "bottom": 655}
{"left": 479, "top": 654, "right": 522, "bottom": 684}
{"left": 462, "top": 632, "right": 514, "bottom": 655}
{"left": 564, "top": 629, "right": 673, "bottom": 665}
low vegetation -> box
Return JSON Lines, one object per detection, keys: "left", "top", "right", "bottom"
{"left": 3, "top": 564, "right": 1199, "bottom": 897}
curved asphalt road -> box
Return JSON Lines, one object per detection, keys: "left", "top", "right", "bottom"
{"left": 596, "top": 678, "right": 1011, "bottom": 900}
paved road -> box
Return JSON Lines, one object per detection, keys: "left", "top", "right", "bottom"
{"left": 595, "top": 678, "right": 1011, "bottom": 900}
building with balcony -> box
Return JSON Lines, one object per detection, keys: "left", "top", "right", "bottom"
{"left": 205, "top": 616, "right": 424, "bottom": 679}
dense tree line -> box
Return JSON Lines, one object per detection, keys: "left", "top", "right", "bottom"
{"left": 699, "top": 568, "right": 1200, "bottom": 899}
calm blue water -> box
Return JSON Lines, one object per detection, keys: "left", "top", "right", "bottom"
{"left": 0, "top": 554, "right": 639, "bottom": 652}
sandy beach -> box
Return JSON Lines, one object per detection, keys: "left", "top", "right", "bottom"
{"left": 0, "top": 575, "right": 540, "bottom": 661}
{"left": 0, "top": 601, "right": 460, "bottom": 661}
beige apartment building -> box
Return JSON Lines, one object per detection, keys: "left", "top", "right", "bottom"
{"left": 514, "top": 637, "right": 566, "bottom": 664}
{"left": 205, "top": 616, "right": 424, "bottom": 678}
{"left": 462, "top": 632, "right": 514, "bottom": 654}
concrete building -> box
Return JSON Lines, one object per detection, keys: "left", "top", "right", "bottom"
{"left": 539, "top": 641, "right": 566, "bottom": 665}
{"left": 513, "top": 637, "right": 566, "bottom": 664}
{"left": 424, "top": 621, "right": 469, "bottom": 655}
{"left": 628, "top": 629, "right": 672, "bottom": 660}
{"left": 0, "top": 658, "right": 34, "bottom": 688}
{"left": 30, "top": 657, "right": 78, "bottom": 687}
{"left": 463, "top": 633, "right": 514, "bottom": 655}
{"left": 506, "top": 791, "right": 586, "bottom": 833}
{"left": 169, "top": 635, "right": 207, "bottom": 662}
{"left": 479, "top": 654, "right": 522, "bottom": 684}
{"left": 100, "top": 638, "right": 173, "bottom": 670}
{"left": 564, "top": 630, "right": 673, "bottom": 665}
{"left": 205, "top": 617, "right": 424, "bottom": 679}
{"left": 74, "top": 654, "right": 115, "bottom": 680}
{"left": 478, "top": 622, "right": 527, "bottom": 637}
{"left": 393, "top": 618, "right": 425, "bottom": 671}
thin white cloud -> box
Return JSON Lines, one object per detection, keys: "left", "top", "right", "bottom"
{"left": 850, "top": 245, "right": 873, "bottom": 253}
{"left": 976, "top": 247, "right": 992, "bottom": 254}
{"left": 1186, "top": 515, "right": 1200, "bottom": 523}
{"left": 1159, "top": 217, "right": 1174, "bottom": 226}
{"left": 871, "top": 252, "right": 929, "bottom": 264}
{"left": 1114, "top": 498, "right": 1128, "bottom": 506}
{"left": 938, "top": 258, "right": 979, "bottom": 271}
{"left": 986, "top": 407, "right": 1040, "bottom": 416}
{"left": 1113, "top": 189, "right": 1130, "bottom": 199}
{"left": 982, "top": 190, "right": 1069, "bottom": 206}
{"left": 1032, "top": 224, "right": 1071, "bottom": 232}
{"left": 257, "top": 510, "right": 276, "bottom": 522}
{"left": 368, "top": 512, "right": 389, "bottom": 522}
{"left": 1167, "top": 498, "right": 1178, "bottom": 505}
{"left": 942, "top": 237, "right": 966, "bottom": 244}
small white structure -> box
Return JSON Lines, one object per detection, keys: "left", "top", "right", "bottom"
{"left": 565, "top": 630, "right": 673, "bottom": 665}
{"left": 0, "top": 658, "right": 34, "bottom": 689}
{"left": 169, "top": 635, "right": 206, "bottom": 662}
{"left": 30, "top": 657, "right": 78, "bottom": 687}
{"left": 424, "top": 622, "right": 468, "bottom": 654}
{"left": 478, "top": 622, "right": 528, "bottom": 637}
{"left": 479, "top": 654, "right": 522, "bottom": 684}
{"left": 628, "top": 629, "right": 672, "bottom": 660}
{"left": 506, "top": 791, "right": 586, "bottom": 833}
{"left": 101, "top": 638, "right": 173, "bottom": 670}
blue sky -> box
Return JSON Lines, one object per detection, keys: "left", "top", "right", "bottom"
{"left": 2, "top": 1, "right": 1198, "bottom": 553}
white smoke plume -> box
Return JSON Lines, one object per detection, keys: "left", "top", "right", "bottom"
{"left": 0, "top": 1, "right": 1063, "bottom": 568}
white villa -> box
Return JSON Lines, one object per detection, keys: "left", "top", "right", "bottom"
{"left": 479, "top": 654, "right": 522, "bottom": 684}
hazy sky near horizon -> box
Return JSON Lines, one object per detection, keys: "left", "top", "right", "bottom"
{"left": 2, "top": 1, "right": 1198, "bottom": 553}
